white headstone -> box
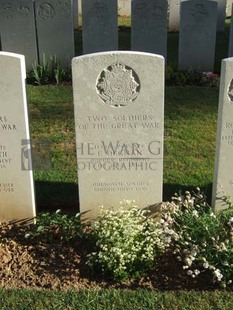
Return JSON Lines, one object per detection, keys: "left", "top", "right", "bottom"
{"left": 212, "top": 57, "right": 233, "bottom": 211}
{"left": 217, "top": 0, "right": 227, "bottom": 31}
{"left": 178, "top": 0, "right": 218, "bottom": 71}
{"left": 169, "top": 0, "right": 181, "bottom": 32}
{"left": 0, "top": 52, "right": 36, "bottom": 222}
{"left": 131, "top": 0, "right": 168, "bottom": 58}
{"left": 82, "top": 0, "right": 118, "bottom": 54}
{"left": 72, "top": 51, "right": 164, "bottom": 219}
{"left": 0, "top": 0, "right": 38, "bottom": 70}
{"left": 35, "top": 0, "right": 75, "bottom": 67}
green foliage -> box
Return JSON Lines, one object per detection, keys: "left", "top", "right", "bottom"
{"left": 165, "top": 66, "right": 220, "bottom": 87}
{"left": 27, "top": 54, "right": 71, "bottom": 86}
{"left": 86, "top": 200, "right": 167, "bottom": 280}
{"left": 162, "top": 189, "right": 233, "bottom": 288}
{"left": 25, "top": 209, "right": 82, "bottom": 243}
{"left": 1, "top": 288, "right": 233, "bottom": 310}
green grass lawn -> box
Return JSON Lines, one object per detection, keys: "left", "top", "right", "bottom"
{"left": 1, "top": 288, "right": 233, "bottom": 310}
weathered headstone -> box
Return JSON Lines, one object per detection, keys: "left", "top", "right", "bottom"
{"left": 72, "top": 51, "right": 164, "bottom": 218}
{"left": 168, "top": 0, "right": 181, "bottom": 32}
{"left": 131, "top": 0, "right": 168, "bottom": 58}
{"left": 212, "top": 57, "right": 233, "bottom": 211}
{"left": 118, "top": 0, "right": 131, "bottom": 16}
{"left": 228, "top": 4, "right": 233, "bottom": 56}
{"left": 0, "top": 0, "right": 38, "bottom": 70}
{"left": 0, "top": 52, "right": 36, "bottom": 222}
{"left": 35, "top": 0, "right": 74, "bottom": 67}
{"left": 217, "top": 0, "right": 227, "bottom": 31}
{"left": 178, "top": 0, "right": 218, "bottom": 71}
{"left": 82, "top": 0, "right": 118, "bottom": 54}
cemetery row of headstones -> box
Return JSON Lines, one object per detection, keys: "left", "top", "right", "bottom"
{"left": 1, "top": 0, "right": 233, "bottom": 73}
{"left": 0, "top": 50, "right": 232, "bottom": 222}
{"left": 81, "top": 0, "right": 232, "bottom": 72}
{"left": 77, "top": 0, "right": 232, "bottom": 32}
{"left": 0, "top": 0, "right": 75, "bottom": 70}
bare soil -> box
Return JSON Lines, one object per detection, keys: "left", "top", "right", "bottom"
{"left": 0, "top": 222, "right": 217, "bottom": 291}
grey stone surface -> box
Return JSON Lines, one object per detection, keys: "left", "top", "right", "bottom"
{"left": 217, "top": 0, "right": 227, "bottom": 31}
{"left": 168, "top": 0, "right": 181, "bottom": 32}
{"left": 0, "top": 52, "right": 36, "bottom": 222}
{"left": 82, "top": 0, "right": 118, "bottom": 54}
{"left": 72, "top": 51, "right": 164, "bottom": 219}
{"left": 178, "top": 0, "right": 218, "bottom": 71}
{"left": 228, "top": 5, "right": 233, "bottom": 56}
{"left": 131, "top": 0, "right": 168, "bottom": 58}
{"left": 212, "top": 57, "right": 233, "bottom": 211}
{"left": 0, "top": 0, "right": 38, "bottom": 70}
{"left": 35, "top": 0, "right": 74, "bottom": 67}
{"left": 79, "top": 0, "right": 131, "bottom": 17}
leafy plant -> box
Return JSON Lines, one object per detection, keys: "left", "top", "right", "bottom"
{"left": 161, "top": 189, "right": 233, "bottom": 288}
{"left": 165, "top": 66, "right": 220, "bottom": 87}
{"left": 86, "top": 200, "right": 168, "bottom": 280}
{"left": 25, "top": 209, "right": 82, "bottom": 243}
{"left": 27, "top": 54, "right": 71, "bottom": 85}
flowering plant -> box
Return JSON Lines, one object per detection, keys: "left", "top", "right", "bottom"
{"left": 161, "top": 189, "right": 233, "bottom": 288}
{"left": 86, "top": 200, "right": 168, "bottom": 280}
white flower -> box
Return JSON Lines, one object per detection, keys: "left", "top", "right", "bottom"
{"left": 210, "top": 212, "right": 216, "bottom": 219}
{"left": 203, "top": 262, "right": 209, "bottom": 269}
{"left": 192, "top": 210, "right": 199, "bottom": 217}
{"left": 214, "top": 269, "right": 223, "bottom": 281}
{"left": 187, "top": 270, "right": 193, "bottom": 276}
{"left": 194, "top": 269, "right": 200, "bottom": 275}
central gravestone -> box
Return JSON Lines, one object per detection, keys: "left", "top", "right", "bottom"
{"left": 0, "top": 52, "right": 36, "bottom": 222}
{"left": 72, "top": 51, "right": 164, "bottom": 218}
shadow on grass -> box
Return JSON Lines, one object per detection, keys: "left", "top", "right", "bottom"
{"left": 163, "top": 183, "right": 213, "bottom": 206}
{"left": 35, "top": 181, "right": 79, "bottom": 214}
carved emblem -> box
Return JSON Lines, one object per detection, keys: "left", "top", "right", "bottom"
{"left": 57, "top": 0, "right": 71, "bottom": 17}
{"left": 96, "top": 61, "right": 140, "bottom": 107}
{"left": 228, "top": 79, "right": 233, "bottom": 103}
{"left": 38, "top": 2, "right": 55, "bottom": 20}
{"left": 0, "top": 2, "right": 14, "bottom": 19}
{"left": 92, "top": 1, "right": 108, "bottom": 18}
{"left": 17, "top": 5, "right": 30, "bottom": 17}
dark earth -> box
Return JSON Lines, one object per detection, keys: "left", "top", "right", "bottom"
{"left": 0, "top": 221, "right": 218, "bottom": 291}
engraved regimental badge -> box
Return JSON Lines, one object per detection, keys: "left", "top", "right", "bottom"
{"left": 96, "top": 61, "right": 140, "bottom": 107}
{"left": 228, "top": 79, "right": 233, "bottom": 103}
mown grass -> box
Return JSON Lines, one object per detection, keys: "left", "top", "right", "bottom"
{"left": 1, "top": 288, "right": 233, "bottom": 310}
